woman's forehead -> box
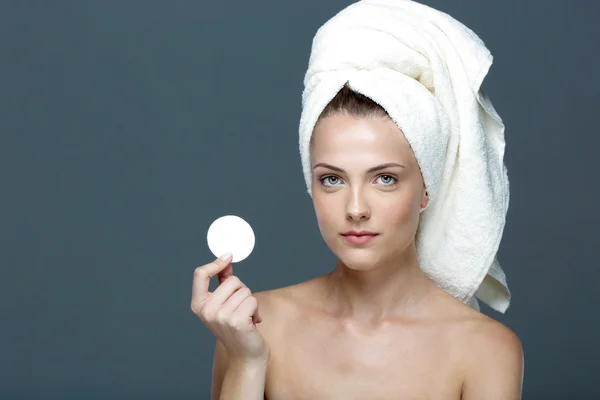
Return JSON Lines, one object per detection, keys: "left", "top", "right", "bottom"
{"left": 311, "top": 114, "right": 414, "bottom": 161}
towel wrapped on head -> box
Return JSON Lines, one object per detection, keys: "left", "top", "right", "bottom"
{"left": 298, "top": 0, "right": 511, "bottom": 313}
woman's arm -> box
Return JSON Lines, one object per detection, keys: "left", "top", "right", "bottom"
{"left": 461, "top": 321, "right": 524, "bottom": 399}
{"left": 211, "top": 338, "right": 269, "bottom": 400}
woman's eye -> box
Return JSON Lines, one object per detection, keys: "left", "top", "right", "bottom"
{"left": 321, "top": 176, "right": 341, "bottom": 186}
{"left": 377, "top": 175, "right": 397, "bottom": 185}
{"left": 320, "top": 175, "right": 397, "bottom": 187}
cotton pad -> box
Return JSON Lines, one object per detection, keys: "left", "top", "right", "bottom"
{"left": 206, "top": 215, "right": 255, "bottom": 263}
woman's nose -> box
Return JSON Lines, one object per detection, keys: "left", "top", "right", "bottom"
{"left": 345, "top": 189, "right": 370, "bottom": 221}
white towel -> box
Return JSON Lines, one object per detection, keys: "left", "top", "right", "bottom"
{"left": 298, "top": 0, "right": 511, "bottom": 313}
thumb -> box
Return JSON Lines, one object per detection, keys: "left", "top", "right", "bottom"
{"left": 217, "top": 258, "right": 233, "bottom": 285}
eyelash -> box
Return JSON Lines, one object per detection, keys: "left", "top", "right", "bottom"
{"left": 318, "top": 174, "right": 399, "bottom": 188}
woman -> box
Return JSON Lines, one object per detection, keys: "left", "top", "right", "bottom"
{"left": 192, "top": 1, "right": 524, "bottom": 399}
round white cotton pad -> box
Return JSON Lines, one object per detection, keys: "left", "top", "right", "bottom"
{"left": 206, "top": 215, "right": 255, "bottom": 263}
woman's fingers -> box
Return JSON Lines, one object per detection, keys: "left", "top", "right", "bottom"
{"left": 191, "top": 253, "right": 233, "bottom": 308}
{"left": 190, "top": 253, "right": 263, "bottom": 327}
{"left": 217, "top": 262, "right": 234, "bottom": 285}
{"left": 209, "top": 275, "right": 246, "bottom": 306}
{"left": 216, "top": 286, "right": 252, "bottom": 318}
{"left": 212, "top": 284, "right": 263, "bottom": 325}
{"left": 235, "top": 296, "right": 260, "bottom": 325}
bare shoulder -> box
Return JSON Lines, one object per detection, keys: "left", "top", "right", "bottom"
{"left": 426, "top": 290, "right": 523, "bottom": 398}
{"left": 433, "top": 290, "right": 522, "bottom": 353}
{"left": 461, "top": 314, "right": 523, "bottom": 364}
{"left": 253, "top": 283, "right": 300, "bottom": 315}
{"left": 252, "top": 280, "right": 317, "bottom": 332}
{"left": 254, "top": 277, "right": 320, "bottom": 312}
{"left": 458, "top": 311, "right": 524, "bottom": 399}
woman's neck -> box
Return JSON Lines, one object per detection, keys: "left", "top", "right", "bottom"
{"left": 321, "top": 248, "right": 436, "bottom": 328}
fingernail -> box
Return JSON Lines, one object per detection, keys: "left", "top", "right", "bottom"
{"left": 219, "top": 252, "right": 233, "bottom": 261}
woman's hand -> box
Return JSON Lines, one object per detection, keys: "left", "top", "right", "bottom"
{"left": 191, "top": 253, "right": 269, "bottom": 363}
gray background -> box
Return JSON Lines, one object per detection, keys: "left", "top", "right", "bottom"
{"left": 1, "top": 0, "right": 598, "bottom": 399}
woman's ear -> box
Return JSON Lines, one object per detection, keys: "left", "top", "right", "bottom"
{"left": 420, "top": 189, "right": 429, "bottom": 210}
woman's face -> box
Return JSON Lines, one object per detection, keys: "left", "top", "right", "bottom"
{"left": 310, "top": 113, "right": 428, "bottom": 270}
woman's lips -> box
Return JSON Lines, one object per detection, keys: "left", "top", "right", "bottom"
{"left": 342, "top": 234, "right": 378, "bottom": 245}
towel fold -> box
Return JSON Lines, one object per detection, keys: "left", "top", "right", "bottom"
{"left": 298, "top": 0, "right": 511, "bottom": 313}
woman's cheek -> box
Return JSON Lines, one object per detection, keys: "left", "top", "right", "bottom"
{"left": 314, "top": 200, "right": 335, "bottom": 237}
{"left": 381, "top": 200, "right": 411, "bottom": 223}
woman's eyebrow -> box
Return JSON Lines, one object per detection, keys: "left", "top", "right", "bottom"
{"left": 312, "top": 162, "right": 405, "bottom": 173}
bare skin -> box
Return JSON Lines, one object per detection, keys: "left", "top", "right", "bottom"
{"left": 252, "top": 277, "right": 522, "bottom": 400}
{"left": 208, "top": 113, "right": 523, "bottom": 399}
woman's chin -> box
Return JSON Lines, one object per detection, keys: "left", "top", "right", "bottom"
{"left": 336, "top": 251, "right": 382, "bottom": 270}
